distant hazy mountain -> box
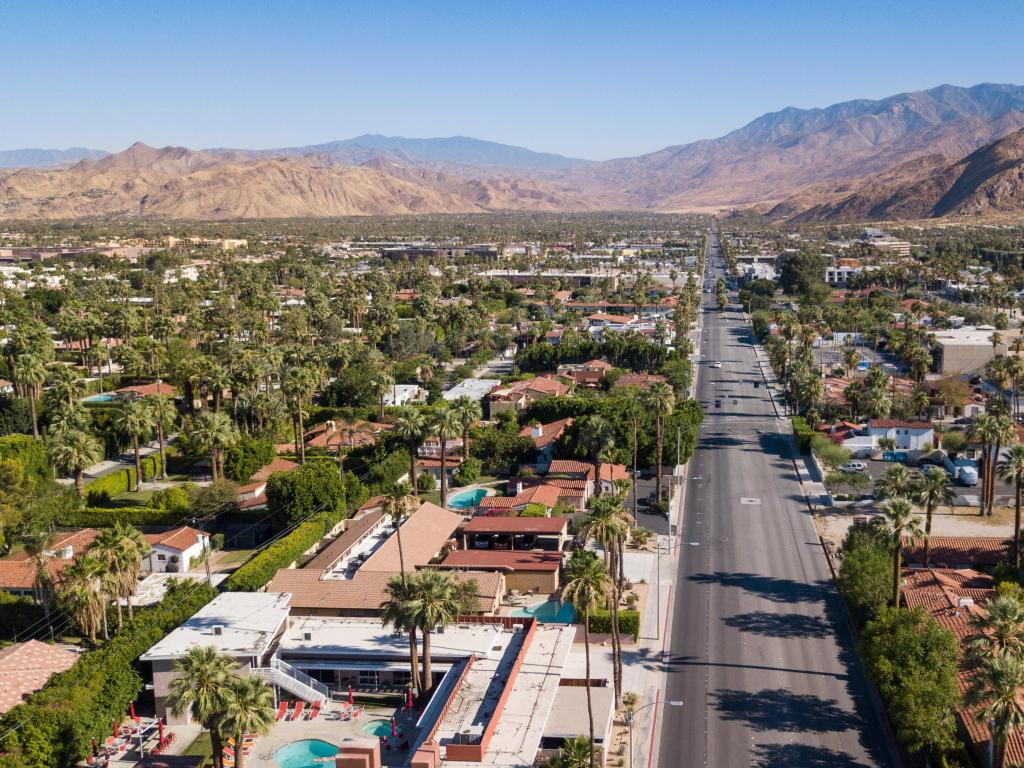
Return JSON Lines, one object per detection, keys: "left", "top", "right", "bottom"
{"left": 211, "top": 134, "right": 592, "bottom": 172}
{"left": 775, "top": 127, "right": 1024, "bottom": 221}
{"left": 567, "top": 82, "right": 1024, "bottom": 210}
{"left": 0, "top": 147, "right": 109, "bottom": 169}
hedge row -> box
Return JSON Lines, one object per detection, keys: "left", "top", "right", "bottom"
{"left": 792, "top": 416, "right": 813, "bottom": 454}
{"left": 586, "top": 609, "right": 641, "bottom": 641}
{"left": 61, "top": 506, "right": 183, "bottom": 528}
{"left": 85, "top": 454, "right": 162, "bottom": 505}
{"left": 0, "top": 581, "right": 217, "bottom": 768}
{"left": 0, "top": 593, "right": 45, "bottom": 641}
{"left": 0, "top": 435, "right": 51, "bottom": 483}
{"left": 224, "top": 508, "right": 344, "bottom": 591}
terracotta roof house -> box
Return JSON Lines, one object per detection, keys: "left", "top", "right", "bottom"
{"left": 115, "top": 381, "right": 177, "bottom": 399}
{"left": 304, "top": 420, "right": 392, "bottom": 453}
{"left": 902, "top": 536, "right": 1011, "bottom": 569}
{"left": 0, "top": 528, "right": 100, "bottom": 597}
{"left": 519, "top": 418, "right": 574, "bottom": 465}
{"left": 490, "top": 376, "right": 570, "bottom": 415}
{"left": 237, "top": 457, "right": 299, "bottom": 500}
{"left": 0, "top": 641, "right": 79, "bottom": 714}
{"left": 478, "top": 483, "right": 564, "bottom": 515}
{"left": 359, "top": 502, "right": 462, "bottom": 573}
{"left": 142, "top": 527, "right": 209, "bottom": 574}
{"left": 440, "top": 549, "right": 563, "bottom": 593}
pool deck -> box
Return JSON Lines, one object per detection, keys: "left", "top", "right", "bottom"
{"left": 246, "top": 701, "right": 416, "bottom": 767}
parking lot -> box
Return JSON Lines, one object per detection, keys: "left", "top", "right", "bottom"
{"left": 845, "top": 457, "right": 997, "bottom": 506}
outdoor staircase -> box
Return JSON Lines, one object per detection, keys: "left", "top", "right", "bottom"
{"left": 253, "top": 657, "right": 329, "bottom": 704}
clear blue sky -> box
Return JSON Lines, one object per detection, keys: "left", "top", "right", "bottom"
{"left": 3, "top": 0, "right": 1023, "bottom": 160}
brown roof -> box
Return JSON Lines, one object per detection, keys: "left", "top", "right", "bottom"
{"left": 0, "top": 529, "right": 101, "bottom": 590}
{"left": 463, "top": 517, "right": 567, "bottom": 535}
{"left": 903, "top": 536, "right": 1011, "bottom": 568}
{"left": 519, "top": 418, "right": 573, "bottom": 450}
{"left": 546, "top": 460, "right": 595, "bottom": 479}
{"left": 614, "top": 373, "right": 667, "bottom": 390}
{"left": 268, "top": 568, "right": 502, "bottom": 614}
{"left": 598, "top": 463, "right": 630, "bottom": 483}
{"left": 478, "top": 483, "right": 562, "bottom": 511}
{"left": 868, "top": 419, "right": 933, "bottom": 430}
{"left": 144, "top": 526, "right": 205, "bottom": 552}
{"left": 116, "top": 382, "right": 176, "bottom": 398}
{"left": 250, "top": 458, "right": 299, "bottom": 483}
{"left": 360, "top": 502, "right": 462, "bottom": 573}
{"left": 8, "top": 529, "right": 99, "bottom": 562}
{"left": 305, "top": 510, "right": 386, "bottom": 571}
{"left": 0, "top": 640, "right": 78, "bottom": 714}
{"left": 441, "top": 550, "right": 562, "bottom": 573}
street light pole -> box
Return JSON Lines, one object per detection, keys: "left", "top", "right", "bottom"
{"left": 625, "top": 699, "right": 683, "bottom": 768}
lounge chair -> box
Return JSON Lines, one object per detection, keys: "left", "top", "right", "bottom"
{"left": 290, "top": 701, "right": 306, "bottom": 721}
{"left": 275, "top": 701, "right": 289, "bottom": 721}
{"left": 308, "top": 701, "right": 322, "bottom": 720}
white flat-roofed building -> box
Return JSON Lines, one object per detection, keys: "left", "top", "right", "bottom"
{"left": 443, "top": 378, "right": 501, "bottom": 403}
{"left": 141, "top": 592, "right": 291, "bottom": 724}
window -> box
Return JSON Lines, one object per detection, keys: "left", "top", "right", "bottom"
{"left": 392, "top": 671, "right": 411, "bottom": 687}
{"left": 157, "top": 554, "right": 166, "bottom": 561}
{"left": 358, "top": 670, "right": 379, "bottom": 688}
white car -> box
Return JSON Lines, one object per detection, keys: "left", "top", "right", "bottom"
{"left": 842, "top": 461, "right": 867, "bottom": 472}
{"left": 712, "top": 361, "right": 722, "bottom": 368}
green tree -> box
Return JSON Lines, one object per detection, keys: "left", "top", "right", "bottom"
{"left": 168, "top": 646, "right": 236, "bottom": 768}
{"left": 430, "top": 404, "right": 462, "bottom": 508}
{"left": 965, "top": 654, "right": 1024, "bottom": 768}
{"left": 911, "top": 470, "right": 956, "bottom": 568}
{"left": 967, "top": 594, "right": 1024, "bottom": 662}
{"left": 873, "top": 464, "right": 914, "bottom": 502}
{"left": 644, "top": 382, "right": 675, "bottom": 503}
{"left": 146, "top": 394, "right": 178, "bottom": 481}
{"left": 407, "top": 570, "right": 473, "bottom": 693}
{"left": 14, "top": 354, "right": 46, "bottom": 440}
{"left": 878, "top": 498, "right": 925, "bottom": 608}
{"left": 998, "top": 443, "right": 1024, "bottom": 570}
{"left": 392, "top": 406, "right": 427, "bottom": 491}
{"left": 189, "top": 410, "right": 239, "bottom": 483}
{"left": 859, "top": 606, "right": 959, "bottom": 760}
{"left": 450, "top": 396, "right": 482, "bottom": 460}
{"left": 91, "top": 521, "right": 150, "bottom": 625}
{"left": 265, "top": 460, "right": 345, "bottom": 530}
{"left": 381, "top": 574, "right": 422, "bottom": 694}
{"left": 57, "top": 554, "right": 109, "bottom": 644}
{"left": 113, "top": 399, "right": 154, "bottom": 492}
{"left": 219, "top": 675, "right": 276, "bottom": 768}
{"left": 577, "top": 415, "right": 616, "bottom": 498}
{"left": 48, "top": 429, "right": 102, "bottom": 499}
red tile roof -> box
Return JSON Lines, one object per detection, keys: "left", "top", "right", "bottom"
{"left": 441, "top": 549, "right": 562, "bottom": 573}
{"left": 0, "top": 641, "right": 78, "bottom": 714}
{"left": 614, "top": 373, "right": 667, "bottom": 390}
{"left": 116, "top": 382, "right": 176, "bottom": 398}
{"left": 519, "top": 417, "right": 574, "bottom": 450}
{"left": 463, "top": 517, "right": 568, "bottom": 535}
{"left": 903, "top": 536, "right": 1011, "bottom": 568}
{"left": 546, "top": 460, "right": 595, "bottom": 479}
{"left": 359, "top": 502, "right": 461, "bottom": 573}
{"left": 867, "top": 419, "right": 933, "bottom": 430}
{"left": 250, "top": 458, "right": 299, "bottom": 483}
{"left": 144, "top": 527, "right": 205, "bottom": 553}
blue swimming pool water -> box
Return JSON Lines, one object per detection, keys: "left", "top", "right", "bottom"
{"left": 83, "top": 393, "right": 114, "bottom": 403}
{"left": 448, "top": 488, "right": 486, "bottom": 509}
{"left": 511, "top": 600, "right": 576, "bottom": 623}
{"left": 274, "top": 739, "right": 338, "bottom": 768}
{"left": 361, "top": 719, "right": 394, "bottom": 737}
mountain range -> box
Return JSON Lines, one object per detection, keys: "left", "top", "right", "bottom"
{"left": 4, "top": 83, "right": 1024, "bottom": 220}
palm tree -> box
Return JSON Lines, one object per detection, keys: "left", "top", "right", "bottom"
{"left": 113, "top": 398, "right": 154, "bottom": 492}
{"left": 15, "top": 354, "right": 46, "bottom": 440}
{"left": 431, "top": 404, "right": 462, "bottom": 507}
{"left": 48, "top": 428, "right": 103, "bottom": 498}
{"left": 965, "top": 654, "right": 1024, "bottom": 768}
{"left": 879, "top": 498, "right": 925, "bottom": 608}
{"left": 371, "top": 365, "right": 395, "bottom": 422}
{"left": 644, "top": 382, "right": 676, "bottom": 503}
{"left": 873, "top": 464, "right": 914, "bottom": 501}
{"left": 563, "top": 553, "right": 611, "bottom": 768}
{"left": 911, "top": 470, "right": 956, "bottom": 567}
{"left": 549, "top": 735, "right": 594, "bottom": 768}
{"left": 219, "top": 675, "right": 275, "bottom": 768}
{"left": 392, "top": 407, "right": 426, "bottom": 491}
{"left": 383, "top": 482, "right": 416, "bottom": 587}
{"left": 999, "top": 444, "right": 1024, "bottom": 570}
{"left": 968, "top": 594, "right": 1024, "bottom": 661}
{"left": 381, "top": 574, "right": 422, "bottom": 693}
{"left": 190, "top": 410, "right": 239, "bottom": 483}
{"left": 407, "top": 570, "right": 468, "bottom": 693}
{"left": 578, "top": 415, "right": 616, "bottom": 498}
{"left": 168, "top": 646, "right": 236, "bottom": 768}
{"left": 58, "top": 555, "right": 109, "bottom": 643}
{"left": 450, "top": 396, "right": 482, "bottom": 460}
{"left": 989, "top": 414, "right": 1018, "bottom": 517}
{"left": 146, "top": 394, "right": 178, "bottom": 480}
{"left": 281, "top": 364, "right": 314, "bottom": 463}
{"left": 92, "top": 521, "right": 150, "bottom": 624}
{"left": 45, "top": 365, "right": 86, "bottom": 410}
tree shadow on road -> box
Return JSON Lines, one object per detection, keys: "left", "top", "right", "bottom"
{"left": 688, "top": 571, "right": 829, "bottom": 603}
{"left": 711, "top": 688, "right": 860, "bottom": 733}
{"left": 723, "top": 610, "right": 831, "bottom": 638}
{"left": 751, "top": 742, "right": 872, "bottom": 768}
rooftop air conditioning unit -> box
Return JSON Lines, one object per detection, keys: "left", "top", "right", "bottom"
{"left": 958, "top": 597, "right": 974, "bottom": 608}
{"left": 303, "top": 631, "right": 312, "bottom": 641}
{"left": 213, "top": 625, "right": 224, "bottom": 636}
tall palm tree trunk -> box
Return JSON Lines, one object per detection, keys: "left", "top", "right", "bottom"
{"left": 655, "top": 417, "right": 664, "bottom": 503}
{"left": 1016, "top": 479, "right": 1022, "bottom": 571}
{"left": 440, "top": 442, "right": 449, "bottom": 507}
{"left": 583, "top": 606, "right": 595, "bottom": 768}
{"left": 408, "top": 626, "right": 422, "bottom": 693}
{"left": 29, "top": 396, "right": 39, "bottom": 440}
{"left": 923, "top": 503, "right": 935, "bottom": 567}
{"left": 421, "top": 629, "right": 433, "bottom": 693}
{"left": 132, "top": 437, "right": 143, "bottom": 492}
{"left": 157, "top": 422, "right": 167, "bottom": 481}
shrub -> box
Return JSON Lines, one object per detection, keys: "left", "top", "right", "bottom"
{"left": 520, "top": 503, "right": 548, "bottom": 518}
{"left": 0, "top": 435, "right": 51, "bottom": 483}
{"left": 222, "top": 437, "right": 275, "bottom": 483}
{"left": 266, "top": 461, "right": 345, "bottom": 531}
{"left": 61, "top": 506, "right": 183, "bottom": 528}
{"left": 837, "top": 524, "right": 892, "bottom": 625}
{"left": 188, "top": 479, "right": 239, "bottom": 519}
{"left": 416, "top": 471, "right": 436, "bottom": 492}
{"left": 791, "top": 416, "right": 814, "bottom": 454}
{"left": 84, "top": 455, "right": 162, "bottom": 505}
{"left": 453, "top": 456, "right": 482, "bottom": 487}
{"left": 150, "top": 485, "right": 192, "bottom": 515}
{"left": 224, "top": 507, "right": 347, "bottom": 591}
{"left": 210, "top": 532, "right": 225, "bottom": 550}
{"left": 0, "top": 581, "right": 217, "bottom": 768}
{"left": 586, "top": 609, "right": 640, "bottom": 640}
{"left": 0, "top": 592, "right": 45, "bottom": 641}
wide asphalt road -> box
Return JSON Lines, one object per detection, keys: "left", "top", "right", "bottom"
{"left": 656, "top": 233, "right": 896, "bottom": 767}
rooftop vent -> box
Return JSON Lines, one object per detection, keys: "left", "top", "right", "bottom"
{"left": 302, "top": 631, "right": 312, "bottom": 641}
{"left": 958, "top": 597, "right": 974, "bottom": 609}
{"left": 213, "top": 625, "right": 223, "bottom": 636}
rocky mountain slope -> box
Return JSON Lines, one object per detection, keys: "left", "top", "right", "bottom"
{"left": 0, "top": 143, "right": 597, "bottom": 219}
{"left": 776, "top": 127, "right": 1024, "bottom": 221}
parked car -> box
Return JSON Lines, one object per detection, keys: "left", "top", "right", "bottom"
{"left": 712, "top": 361, "right": 723, "bottom": 368}
{"left": 842, "top": 461, "right": 867, "bottom": 472}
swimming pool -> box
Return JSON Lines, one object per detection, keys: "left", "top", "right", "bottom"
{"left": 511, "top": 600, "right": 576, "bottom": 623}
{"left": 448, "top": 488, "right": 486, "bottom": 509}
{"left": 83, "top": 393, "right": 114, "bottom": 403}
{"left": 273, "top": 739, "right": 338, "bottom": 768}
{"left": 360, "top": 719, "right": 394, "bottom": 737}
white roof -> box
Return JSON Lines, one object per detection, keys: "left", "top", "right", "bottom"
{"left": 279, "top": 617, "right": 501, "bottom": 662}
{"left": 443, "top": 379, "right": 501, "bottom": 402}
{"left": 141, "top": 592, "right": 290, "bottom": 661}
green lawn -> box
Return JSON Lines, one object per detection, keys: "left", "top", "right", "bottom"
{"left": 182, "top": 731, "right": 213, "bottom": 767}
{"left": 216, "top": 549, "right": 255, "bottom": 567}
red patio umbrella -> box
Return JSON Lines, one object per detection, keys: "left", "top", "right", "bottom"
{"left": 406, "top": 688, "right": 413, "bottom": 709}
{"left": 112, "top": 719, "right": 118, "bottom": 740}
{"left": 128, "top": 702, "right": 136, "bottom": 721}
{"left": 158, "top": 719, "right": 165, "bottom": 749}
{"left": 348, "top": 685, "right": 353, "bottom": 705}
{"left": 391, "top": 716, "right": 397, "bottom": 737}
